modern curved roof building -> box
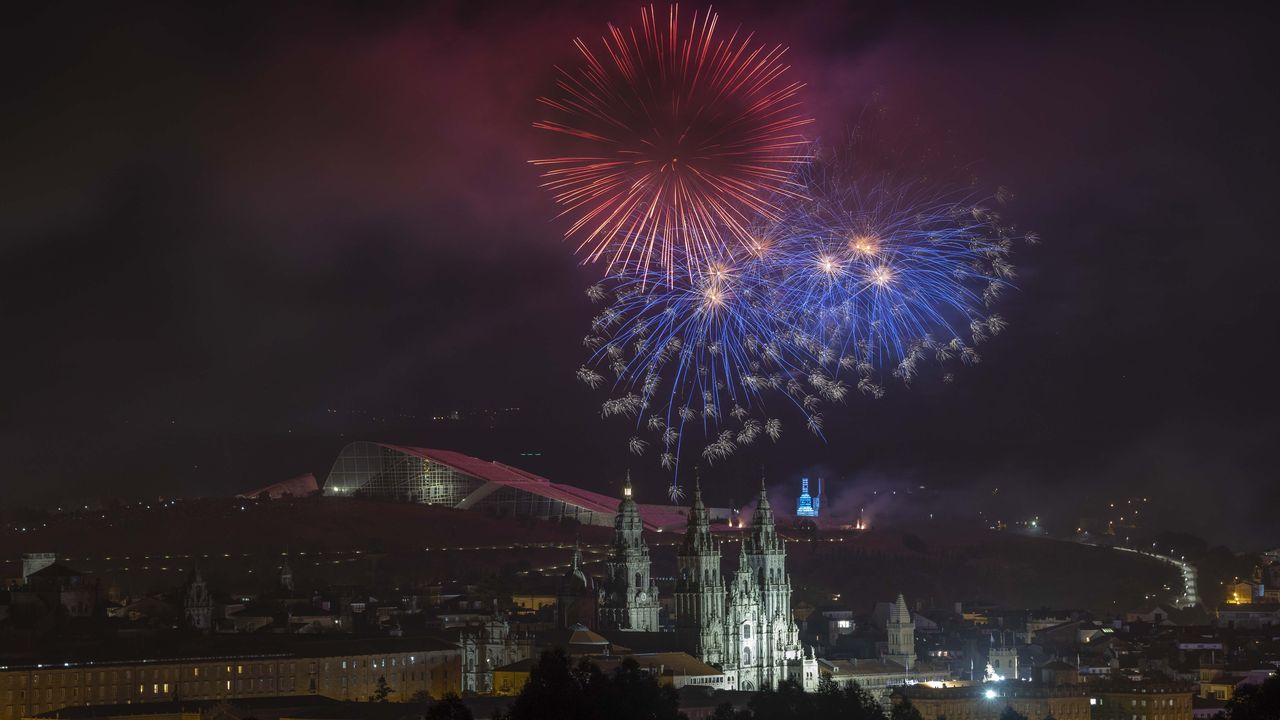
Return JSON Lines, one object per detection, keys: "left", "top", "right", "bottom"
{"left": 322, "top": 441, "right": 706, "bottom": 531}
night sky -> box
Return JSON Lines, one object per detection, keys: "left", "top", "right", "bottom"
{"left": 2, "top": 1, "right": 1276, "bottom": 548}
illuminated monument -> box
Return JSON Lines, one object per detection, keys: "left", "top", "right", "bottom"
{"left": 795, "top": 478, "right": 821, "bottom": 518}
{"left": 675, "top": 478, "right": 818, "bottom": 691}
{"left": 597, "top": 473, "right": 661, "bottom": 632}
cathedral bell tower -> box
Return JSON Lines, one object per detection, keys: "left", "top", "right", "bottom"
{"left": 676, "top": 478, "right": 726, "bottom": 664}
{"left": 597, "top": 472, "right": 660, "bottom": 631}
{"left": 184, "top": 565, "right": 212, "bottom": 633}
{"left": 885, "top": 593, "right": 916, "bottom": 670}
{"left": 744, "top": 477, "right": 789, "bottom": 625}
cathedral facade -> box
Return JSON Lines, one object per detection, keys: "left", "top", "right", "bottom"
{"left": 598, "top": 476, "right": 817, "bottom": 691}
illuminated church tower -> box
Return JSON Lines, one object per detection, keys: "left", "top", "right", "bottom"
{"left": 676, "top": 478, "right": 727, "bottom": 664}
{"left": 885, "top": 593, "right": 916, "bottom": 670}
{"left": 735, "top": 478, "right": 806, "bottom": 689}
{"left": 795, "top": 478, "right": 821, "bottom": 518}
{"left": 183, "top": 565, "right": 212, "bottom": 633}
{"left": 683, "top": 477, "right": 814, "bottom": 692}
{"left": 598, "top": 473, "right": 660, "bottom": 631}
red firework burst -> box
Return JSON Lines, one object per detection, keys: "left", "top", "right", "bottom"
{"left": 533, "top": 4, "right": 813, "bottom": 277}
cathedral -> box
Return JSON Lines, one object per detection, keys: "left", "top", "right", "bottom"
{"left": 596, "top": 475, "right": 818, "bottom": 692}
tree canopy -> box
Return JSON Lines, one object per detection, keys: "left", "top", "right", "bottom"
{"left": 504, "top": 650, "right": 682, "bottom": 720}
{"left": 1224, "top": 675, "right": 1280, "bottom": 720}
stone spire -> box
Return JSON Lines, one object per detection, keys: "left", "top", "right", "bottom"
{"left": 754, "top": 473, "right": 773, "bottom": 521}
{"left": 560, "top": 541, "right": 589, "bottom": 595}
{"left": 681, "top": 473, "right": 715, "bottom": 555}
{"left": 557, "top": 539, "right": 593, "bottom": 629}
{"left": 748, "top": 473, "right": 781, "bottom": 553}
{"left": 184, "top": 561, "right": 212, "bottom": 633}
{"left": 613, "top": 470, "right": 645, "bottom": 552}
{"left": 676, "top": 470, "right": 725, "bottom": 650}
{"left": 885, "top": 592, "right": 916, "bottom": 670}
{"left": 279, "top": 553, "right": 294, "bottom": 592}
{"left": 892, "top": 593, "right": 911, "bottom": 624}
{"left": 598, "top": 471, "right": 660, "bottom": 632}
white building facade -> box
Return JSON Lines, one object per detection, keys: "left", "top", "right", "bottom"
{"left": 675, "top": 480, "right": 817, "bottom": 692}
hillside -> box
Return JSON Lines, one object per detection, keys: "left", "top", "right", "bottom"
{"left": 1, "top": 496, "right": 1180, "bottom": 612}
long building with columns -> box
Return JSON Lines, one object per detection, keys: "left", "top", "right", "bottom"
{"left": 0, "top": 637, "right": 460, "bottom": 720}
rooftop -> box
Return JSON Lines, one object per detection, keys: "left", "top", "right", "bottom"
{"left": 0, "top": 634, "right": 459, "bottom": 670}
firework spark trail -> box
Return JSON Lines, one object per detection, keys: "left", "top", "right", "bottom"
{"left": 771, "top": 171, "right": 1019, "bottom": 388}
{"left": 538, "top": 10, "right": 1033, "bottom": 481}
{"left": 578, "top": 163, "right": 1031, "bottom": 481}
{"left": 583, "top": 245, "right": 819, "bottom": 476}
{"left": 533, "top": 4, "right": 813, "bottom": 278}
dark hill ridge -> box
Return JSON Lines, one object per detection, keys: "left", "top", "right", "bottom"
{"left": 1, "top": 496, "right": 1179, "bottom": 612}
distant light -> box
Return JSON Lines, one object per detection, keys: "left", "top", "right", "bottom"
{"left": 985, "top": 689, "right": 997, "bottom": 700}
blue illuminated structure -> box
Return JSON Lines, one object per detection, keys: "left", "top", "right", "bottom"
{"left": 796, "top": 477, "right": 822, "bottom": 518}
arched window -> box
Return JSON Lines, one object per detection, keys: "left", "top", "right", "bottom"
{"left": 742, "top": 647, "right": 752, "bottom": 665}
{"left": 743, "top": 624, "right": 752, "bottom": 639}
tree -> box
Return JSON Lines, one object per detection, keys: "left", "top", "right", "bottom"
{"left": 998, "top": 707, "right": 1029, "bottom": 720}
{"left": 370, "top": 675, "right": 393, "bottom": 702}
{"left": 814, "top": 677, "right": 887, "bottom": 720}
{"left": 891, "top": 698, "right": 925, "bottom": 720}
{"left": 723, "top": 677, "right": 893, "bottom": 720}
{"left": 427, "top": 694, "right": 474, "bottom": 720}
{"left": 507, "top": 650, "right": 682, "bottom": 720}
{"left": 1225, "top": 675, "right": 1280, "bottom": 720}
{"left": 747, "top": 679, "right": 812, "bottom": 720}
{"left": 709, "top": 701, "right": 751, "bottom": 720}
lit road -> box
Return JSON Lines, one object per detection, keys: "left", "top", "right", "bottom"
{"left": 1111, "top": 545, "right": 1200, "bottom": 607}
